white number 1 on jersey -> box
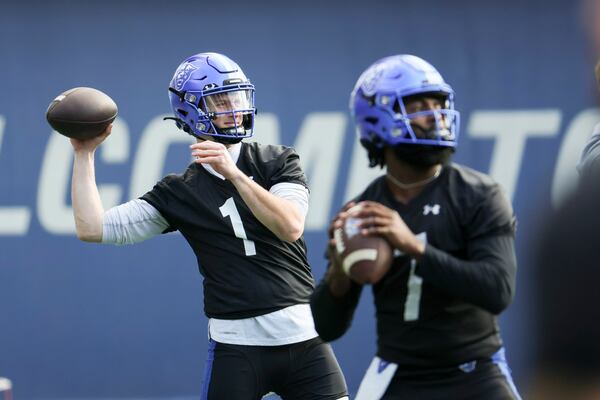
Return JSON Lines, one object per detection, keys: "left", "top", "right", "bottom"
{"left": 403, "top": 232, "right": 427, "bottom": 321}
{"left": 219, "top": 197, "right": 257, "bottom": 256}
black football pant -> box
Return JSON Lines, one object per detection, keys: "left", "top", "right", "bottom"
{"left": 382, "top": 348, "right": 521, "bottom": 400}
{"left": 201, "top": 336, "right": 348, "bottom": 400}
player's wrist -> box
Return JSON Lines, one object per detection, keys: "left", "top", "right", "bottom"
{"left": 326, "top": 263, "right": 353, "bottom": 296}
{"left": 405, "top": 237, "right": 426, "bottom": 259}
{"left": 327, "top": 274, "right": 352, "bottom": 297}
{"left": 225, "top": 167, "right": 245, "bottom": 182}
{"left": 73, "top": 148, "right": 96, "bottom": 160}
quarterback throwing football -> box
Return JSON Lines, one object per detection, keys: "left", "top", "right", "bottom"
{"left": 70, "top": 52, "right": 348, "bottom": 400}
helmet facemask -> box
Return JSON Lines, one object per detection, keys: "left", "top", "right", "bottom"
{"left": 380, "top": 91, "right": 460, "bottom": 147}
{"left": 350, "top": 54, "right": 462, "bottom": 168}
{"left": 183, "top": 87, "right": 255, "bottom": 144}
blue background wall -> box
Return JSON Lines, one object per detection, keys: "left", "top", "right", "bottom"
{"left": 0, "top": 0, "right": 596, "bottom": 398}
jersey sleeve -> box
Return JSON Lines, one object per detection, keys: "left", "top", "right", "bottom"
{"left": 465, "top": 183, "right": 516, "bottom": 240}
{"left": 139, "top": 175, "right": 179, "bottom": 233}
{"left": 269, "top": 147, "right": 309, "bottom": 189}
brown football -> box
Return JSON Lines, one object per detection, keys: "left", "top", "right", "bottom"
{"left": 46, "top": 87, "right": 118, "bottom": 139}
{"left": 334, "top": 215, "right": 393, "bottom": 284}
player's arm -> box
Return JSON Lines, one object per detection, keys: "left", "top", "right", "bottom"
{"left": 357, "top": 192, "right": 516, "bottom": 314}
{"left": 71, "top": 126, "right": 112, "bottom": 242}
{"left": 230, "top": 173, "right": 305, "bottom": 242}
{"left": 71, "top": 125, "right": 169, "bottom": 244}
{"left": 417, "top": 234, "right": 516, "bottom": 314}
{"left": 310, "top": 203, "right": 363, "bottom": 341}
{"left": 311, "top": 266, "right": 363, "bottom": 342}
{"left": 414, "top": 187, "right": 518, "bottom": 314}
{"left": 191, "top": 141, "right": 305, "bottom": 242}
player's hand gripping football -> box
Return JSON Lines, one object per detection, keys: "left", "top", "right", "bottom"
{"left": 190, "top": 141, "right": 241, "bottom": 180}
{"left": 325, "top": 201, "right": 357, "bottom": 295}
{"left": 352, "top": 201, "right": 425, "bottom": 259}
{"left": 70, "top": 124, "right": 113, "bottom": 153}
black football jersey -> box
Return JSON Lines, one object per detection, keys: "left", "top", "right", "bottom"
{"left": 141, "top": 142, "right": 314, "bottom": 320}
{"left": 311, "top": 163, "right": 517, "bottom": 372}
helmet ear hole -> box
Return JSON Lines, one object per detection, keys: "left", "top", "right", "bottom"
{"left": 182, "top": 124, "right": 191, "bottom": 134}
{"left": 177, "top": 109, "right": 188, "bottom": 117}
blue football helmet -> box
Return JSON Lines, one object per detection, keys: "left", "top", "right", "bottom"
{"left": 167, "top": 52, "right": 255, "bottom": 143}
{"left": 350, "top": 55, "right": 460, "bottom": 153}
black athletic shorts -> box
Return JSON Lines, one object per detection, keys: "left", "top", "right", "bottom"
{"left": 201, "top": 336, "right": 348, "bottom": 400}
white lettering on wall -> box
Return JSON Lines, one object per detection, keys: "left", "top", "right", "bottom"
{"left": 1, "top": 108, "right": 595, "bottom": 237}
{"left": 37, "top": 118, "right": 129, "bottom": 234}
{"left": 252, "top": 113, "right": 281, "bottom": 146}
{"left": 129, "top": 115, "right": 193, "bottom": 199}
{"left": 552, "top": 108, "right": 600, "bottom": 207}
{"left": 0, "top": 115, "right": 31, "bottom": 235}
{"left": 292, "top": 113, "right": 346, "bottom": 230}
{"left": 253, "top": 112, "right": 346, "bottom": 230}
{"left": 344, "top": 129, "right": 385, "bottom": 203}
{"left": 468, "top": 110, "right": 561, "bottom": 200}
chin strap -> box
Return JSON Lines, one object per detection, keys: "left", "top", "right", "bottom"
{"left": 162, "top": 116, "right": 243, "bottom": 144}
{"left": 215, "top": 135, "right": 243, "bottom": 145}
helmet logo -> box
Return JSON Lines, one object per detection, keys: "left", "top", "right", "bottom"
{"left": 173, "top": 62, "right": 198, "bottom": 91}
{"left": 360, "top": 64, "right": 385, "bottom": 97}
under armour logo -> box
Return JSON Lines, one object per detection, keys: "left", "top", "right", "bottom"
{"left": 423, "top": 204, "right": 440, "bottom": 216}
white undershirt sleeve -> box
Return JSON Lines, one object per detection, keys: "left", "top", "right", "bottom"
{"left": 269, "top": 182, "right": 309, "bottom": 218}
{"left": 102, "top": 199, "right": 170, "bottom": 245}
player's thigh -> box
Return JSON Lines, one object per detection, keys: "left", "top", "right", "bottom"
{"left": 279, "top": 337, "right": 348, "bottom": 400}
{"left": 202, "top": 341, "right": 262, "bottom": 400}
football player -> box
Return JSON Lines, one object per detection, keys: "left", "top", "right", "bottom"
{"left": 70, "top": 52, "right": 348, "bottom": 400}
{"left": 310, "top": 55, "right": 521, "bottom": 400}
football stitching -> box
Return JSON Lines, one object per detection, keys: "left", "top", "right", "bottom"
{"left": 333, "top": 228, "right": 345, "bottom": 254}
{"left": 342, "top": 249, "right": 378, "bottom": 275}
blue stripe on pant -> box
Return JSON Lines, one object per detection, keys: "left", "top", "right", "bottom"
{"left": 491, "top": 347, "right": 522, "bottom": 400}
{"left": 201, "top": 339, "right": 217, "bottom": 400}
